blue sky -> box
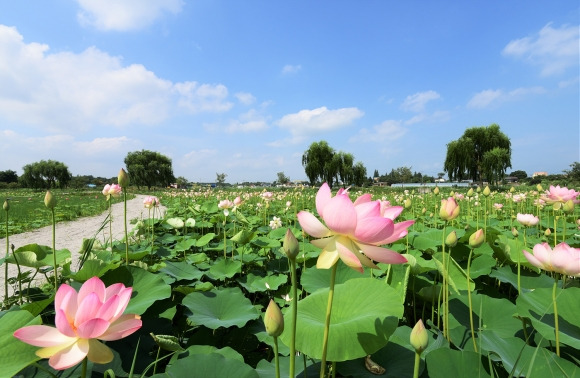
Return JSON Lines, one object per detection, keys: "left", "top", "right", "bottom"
{"left": 0, "top": 1, "right": 578, "bottom": 184}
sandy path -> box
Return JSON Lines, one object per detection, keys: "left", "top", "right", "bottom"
{"left": 0, "top": 195, "right": 166, "bottom": 298}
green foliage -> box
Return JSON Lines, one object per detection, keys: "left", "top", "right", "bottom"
{"left": 302, "top": 140, "right": 367, "bottom": 187}
{"left": 20, "top": 160, "right": 72, "bottom": 189}
{"left": 124, "top": 149, "right": 175, "bottom": 190}
{"left": 444, "top": 123, "right": 511, "bottom": 184}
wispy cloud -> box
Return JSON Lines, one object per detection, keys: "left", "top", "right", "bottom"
{"left": 75, "top": 0, "right": 184, "bottom": 31}
{"left": 277, "top": 106, "right": 363, "bottom": 135}
{"left": 235, "top": 92, "right": 256, "bottom": 105}
{"left": 350, "top": 120, "right": 407, "bottom": 143}
{"left": 503, "top": 23, "right": 579, "bottom": 76}
{"left": 282, "top": 64, "right": 302, "bottom": 74}
{"left": 400, "top": 90, "right": 441, "bottom": 112}
{"left": 467, "top": 87, "right": 545, "bottom": 109}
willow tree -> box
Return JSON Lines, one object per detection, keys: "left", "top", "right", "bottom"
{"left": 302, "top": 141, "right": 336, "bottom": 186}
{"left": 443, "top": 124, "right": 511, "bottom": 185}
{"left": 124, "top": 150, "right": 175, "bottom": 190}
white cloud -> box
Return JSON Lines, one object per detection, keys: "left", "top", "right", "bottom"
{"left": 467, "top": 86, "right": 545, "bottom": 109}
{"left": 76, "top": 0, "right": 184, "bottom": 31}
{"left": 503, "top": 23, "right": 579, "bottom": 76}
{"left": 181, "top": 149, "right": 218, "bottom": 167}
{"left": 73, "top": 136, "right": 134, "bottom": 155}
{"left": 225, "top": 109, "right": 269, "bottom": 133}
{"left": 174, "top": 81, "right": 233, "bottom": 114}
{"left": 277, "top": 106, "right": 364, "bottom": 135}
{"left": 0, "top": 25, "right": 232, "bottom": 132}
{"left": 282, "top": 64, "right": 302, "bottom": 74}
{"left": 350, "top": 120, "right": 407, "bottom": 143}
{"left": 467, "top": 89, "right": 503, "bottom": 108}
{"left": 400, "top": 90, "right": 441, "bottom": 112}
{"left": 235, "top": 92, "right": 256, "bottom": 105}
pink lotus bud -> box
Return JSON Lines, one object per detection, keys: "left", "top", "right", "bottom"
{"left": 467, "top": 188, "right": 474, "bottom": 197}
{"left": 440, "top": 197, "right": 460, "bottom": 221}
{"left": 483, "top": 186, "right": 491, "bottom": 197}
{"left": 511, "top": 227, "right": 519, "bottom": 237}
{"left": 433, "top": 187, "right": 440, "bottom": 195}
{"left": 233, "top": 196, "right": 242, "bottom": 206}
{"left": 563, "top": 199, "right": 575, "bottom": 214}
{"left": 118, "top": 168, "right": 129, "bottom": 188}
{"left": 3, "top": 199, "right": 9, "bottom": 211}
{"left": 445, "top": 231, "right": 458, "bottom": 247}
{"left": 469, "top": 229, "right": 485, "bottom": 248}
{"left": 44, "top": 190, "right": 57, "bottom": 209}
{"left": 544, "top": 228, "right": 552, "bottom": 237}
{"left": 410, "top": 319, "right": 429, "bottom": 354}
{"left": 264, "top": 299, "right": 284, "bottom": 337}
{"left": 283, "top": 228, "right": 299, "bottom": 260}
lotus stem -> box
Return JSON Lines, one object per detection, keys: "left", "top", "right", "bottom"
{"left": 4, "top": 206, "right": 9, "bottom": 302}
{"left": 413, "top": 351, "right": 421, "bottom": 378}
{"left": 81, "top": 357, "right": 87, "bottom": 378}
{"left": 123, "top": 190, "right": 129, "bottom": 265}
{"left": 273, "top": 336, "right": 280, "bottom": 378}
{"left": 441, "top": 223, "right": 449, "bottom": 341}
{"left": 320, "top": 263, "right": 338, "bottom": 378}
{"left": 289, "top": 258, "right": 298, "bottom": 378}
{"left": 552, "top": 275, "right": 560, "bottom": 356}
{"left": 51, "top": 208, "right": 57, "bottom": 291}
{"left": 108, "top": 199, "right": 112, "bottom": 249}
{"left": 467, "top": 248, "right": 477, "bottom": 352}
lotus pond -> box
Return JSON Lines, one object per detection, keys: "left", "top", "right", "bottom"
{"left": 1, "top": 183, "right": 579, "bottom": 378}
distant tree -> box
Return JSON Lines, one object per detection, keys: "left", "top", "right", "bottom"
{"left": 352, "top": 162, "right": 367, "bottom": 187}
{"left": 124, "top": 150, "right": 175, "bottom": 190}
{"left": 0, "top": 170, "right": 18, "bottom": 183}
{"left": 437, "top": 172, "right": 445, "bottom": 180}
{"left": 564, "top": 162, "right": 580, "bottom": 181}
{"left": 20, "top": 160, "right": 72, "bottom": 189}
{"left": 333, "top": 152, "right": 354, "bottom": 185}
{"left": 444, "top": 124, "right": 511, "bottom": 185}
{"left": 302, "top": 141, "right": 336, "bottom": 187}
{"left": 276, "top": 172, "right": 290, "bottom": 185}
{"left": 176, "top": 176, "right": 189, "bottom": 188}
{"left": 216, "top": 173, "right": 227, "bottom": 187}
{"left": 373, "top": 169, "right": 379, "bottom": 179}
{"left": 509, "top": 170, "right": 528, "bottom": 180}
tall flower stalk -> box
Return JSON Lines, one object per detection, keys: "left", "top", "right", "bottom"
{"left": 118, "top": 169, "right": 130, "bottom": 265}
{"left": 44, "top": 191, "right": 58, "bottom": 291}
{"left": 3, "top": 199, "right": 9, "bottom": 302}
{"left": 283, "top": 229, "right": 299, "bottom": 378}
{"left": 439, "top": 197, "right": 460, "bottom": 340}
{"left": 467, "top": 229, "right": 484, "bottom": 351}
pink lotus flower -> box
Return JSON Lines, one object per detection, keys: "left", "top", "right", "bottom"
{"left": 143, "top": 196, "right": 160, "bottom": 209}
{"left": 233, "top": 196, "right": 243, "bottom": 207}
{"left": 13, "top": 277, "right": 142, "bottom": 370}
{"left": 379, "top": 202, "right": 415, "bottom": 244}
{"left": 297, "top": 183, "right": 408, "bottom": 273}
{"left": 261, "top": 192, "right": 274, "bottom": 201}
{"left": 493, "top": 203, "right": 503, "bottom": 210}
{"left": 516, "top": 213, "right": 539, "bottom": 227}
{"left": 439, "top": 197, "right": 460, "bottom": 221}
{"left": 218, "top": 199, "right": 234, "bottom": 209}
{"left": 542, "top": 185, "right": 580, "bottom": 204}
{"left": 523, "top": 243, "right": 580, "bottom": 276}
{"left": 102, "top": 184, "right": 122, "bottom": 199}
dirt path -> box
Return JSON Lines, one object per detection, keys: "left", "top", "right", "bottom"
{"left": 0, "top": 195, "right": 166, "bottom": 299}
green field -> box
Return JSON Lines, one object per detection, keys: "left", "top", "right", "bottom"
{"left": 0, "top": 189, "right": 127, "bottom": 238}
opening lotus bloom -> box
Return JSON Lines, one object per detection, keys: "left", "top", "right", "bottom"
{"left": 516, "top": 213, "right": 539, "bottom": 227}
{"left": 297, "top": 183, "right": 408, "bottom": 273}
{"left": 439, "top": 197, "right": 460, "bottom": 221}
{"left": 542, "top": 185, "right": 580, "bottom": 204}
{"left": 523, "top": 243, "right": 580, "bottom": 277}
{"left": 143, "top": 196, "right": 160, "bottom": 209}
{"left": 13, "top": 277, "right": 142, "bottom": 370}
{"left": 102, "top": 184, "right": 122, "bottom": 199}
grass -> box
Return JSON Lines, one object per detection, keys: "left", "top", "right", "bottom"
{"left": 0, "top": 189, "right": 134, "bottom": 238}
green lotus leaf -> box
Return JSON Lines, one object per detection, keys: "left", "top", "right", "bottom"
{"left": 183, "top": 287, "right": 259, "bottom": 329}
{"left": 0, "top": 310, "right": 42, "bottom": 377}
{"left": 425, "top": 348, "right": 491, "bottom": 378}
{"left": 280, "top": 277, "right": 403, "bottom": 361}
{"left": 300, "top": 262, "right": 365, "bottom": 294}
{"left": 207, "top": 258, "right": 241, "bottom": 280}
{"left": 162, "top": 352, "right": 258, "bottom": 378}
{"left": 237, "top": 273, "right": 288, "bottom": 293}
{"left": 160, "top": 261, "right": 204, "bottom": 282}
{"left": 101, "top": 265, "right": 171, "bottom": 315}
{"left": 516, "top": 287, "right": 580, "bottom": 349}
